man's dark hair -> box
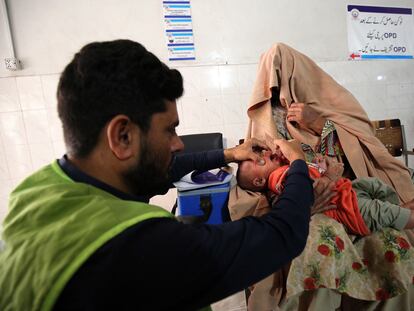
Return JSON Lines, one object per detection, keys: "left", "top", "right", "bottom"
{"left": 57, "top": 39, "right": 183, "bottom": 157}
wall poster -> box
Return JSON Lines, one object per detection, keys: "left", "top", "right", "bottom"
{"left": 163, "top": 0, "right": 195, "bottom": 61}
{"left": 347, "top": 5, "right": 414, "bottom": 60}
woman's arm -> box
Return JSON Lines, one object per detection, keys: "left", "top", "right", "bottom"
{"left": 287, "top": 103, "right": 326, "bottom": 135}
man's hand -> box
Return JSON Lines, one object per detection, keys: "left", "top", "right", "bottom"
{"left": 272, "top": 139, "right": 305, "bottom": 163}
{"left": 311, "top": 178, "right": 337, "bottom": 215}
{"left": 224, "top": 138, "right": 270, "bottom": 165}
{"left": 287, "top": 103, "right": 325, "bottom": 135}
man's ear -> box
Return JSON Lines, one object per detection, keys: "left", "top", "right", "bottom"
{"left": 106, "top": 115, "right": 138, "bottom": 160}
{"left": 253, "top": 177, "right": 266, "bottom": 187}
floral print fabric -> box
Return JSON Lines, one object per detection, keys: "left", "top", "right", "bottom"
{"left": 287, "top": 214, "right": 414, "bottom": 300}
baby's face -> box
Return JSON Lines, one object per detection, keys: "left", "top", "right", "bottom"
{"left": 238, "top": 149, "right": 289, "bottom": 191}
{"left": 240, "top": 153, "right": 285, "bottom": 181}
{"left": 255, "top": 153, "right": 285, "bottom": 178}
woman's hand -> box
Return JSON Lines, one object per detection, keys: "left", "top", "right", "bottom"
{"left": 287, "top": 103, "right": 325, "bottom": 135}
{"left": 311, "top": 178, "right": 337, "bottom": 215}
{"left": 324, "top": 157, "right": 344, "bottom": 182}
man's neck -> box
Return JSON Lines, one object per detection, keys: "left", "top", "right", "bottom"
{"left": 67, "top": 153, "right": 132, "bottom": 196}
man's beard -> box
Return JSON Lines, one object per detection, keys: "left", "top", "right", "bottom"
{"left": 122, "top": 137, "right": 172, "bottom": 197}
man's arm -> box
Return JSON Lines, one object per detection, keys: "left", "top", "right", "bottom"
{"left": 170, "top": 138, "right": 269, "bottom": 182}
{"left": 170, "top": 149, "right": 226, "bottom": 182}
{"left": 56, "top": 160, "right": 313, "bottom": 311}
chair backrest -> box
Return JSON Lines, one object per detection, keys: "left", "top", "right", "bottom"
{"left": 371, "top": 118, "right": 403, "bottom": 157}
{"left": 177, "top": 132, "right": 223, "bottom": 154}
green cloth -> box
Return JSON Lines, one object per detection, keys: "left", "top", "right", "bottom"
{"left": 0, "top": 161, "right": 174, "bottom": 311}
{"left": 352, "top": 177, "right": 411, "bottom": 232}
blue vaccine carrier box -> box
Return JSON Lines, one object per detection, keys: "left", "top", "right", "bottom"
{"left": 177, "top": 181, "right": 231, "bottom": 225}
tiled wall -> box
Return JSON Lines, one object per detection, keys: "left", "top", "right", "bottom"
{"left": 0, "top": 74, "right": 63, "bottom": 221}
{"left": 1, "top": 60, "right": 414, "bottom": 220}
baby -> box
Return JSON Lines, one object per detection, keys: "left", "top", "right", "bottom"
{"left": 237, "top": 141, "right": 414, "bottom": 235}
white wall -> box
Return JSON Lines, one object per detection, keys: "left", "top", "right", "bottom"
{"left": 2, "top": 0, "right": 414, "bottom": 75}
{"left": 1, "top": 0, "right": 414, "bottom": 221}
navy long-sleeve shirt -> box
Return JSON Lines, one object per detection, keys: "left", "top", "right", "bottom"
{"left": 170, "top": 150, "right": 227, "bottom": 182}
{"left": 54, "top": 153, "right": 313, "bottom": 311}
